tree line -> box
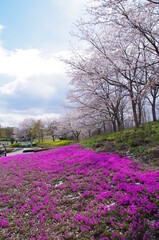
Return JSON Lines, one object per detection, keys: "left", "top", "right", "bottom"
{"left": 63, "top": 0, "right": 159, "bottom": 134}
{"left": 12, "top": 116, "right": 86, "bottom": 142}
{"left": 0, "top": 125, "right": 13, "bottom": 141}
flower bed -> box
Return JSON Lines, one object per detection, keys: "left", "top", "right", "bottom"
{"left": 0, "top": 145, "right": 159, "bottom": 239}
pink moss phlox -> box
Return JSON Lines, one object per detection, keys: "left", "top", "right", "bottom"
{"left": 0, "top": 144, "right": 159, "bottom": 238}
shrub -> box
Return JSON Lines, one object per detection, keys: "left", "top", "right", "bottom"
{"left": 11, "top": 143, "right": 21, "bottom": 147}
{"left": 32, "top": 143, "right": 37, "bottom": 147}
{"left": 38, "top": 140, "right": 73, "bottom": 147}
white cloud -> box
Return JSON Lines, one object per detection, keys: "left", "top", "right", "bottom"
{"left": 0, "top": 47, "right": 65, "bottom": 78}
{"left": 0, "top": 36, "right": 71, "bottom": 126}
{"left": 0, "top": 24, "right": 4, "bottom": 32}
{"left": 0, "top": 78, "right": 21, "bottom": 95}
{"left": 0, "top": 45, "right": 70, "bottom": 98}
{"left": 0, "top": 110, "right": 61, "bottom": 127}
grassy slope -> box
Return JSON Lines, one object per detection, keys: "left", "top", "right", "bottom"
{"left": 81, "top": 121, "right": 159, "bottom": 170}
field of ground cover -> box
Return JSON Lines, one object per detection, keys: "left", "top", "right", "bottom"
{"left": 0, "top": 145, "right": 159, "bottom": 239}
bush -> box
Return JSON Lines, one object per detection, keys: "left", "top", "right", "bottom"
{"left": 38, "top": 140, "right": 73, "bottom": 147}
{"left": 11, "top": 143, "right": 21, "bottom": 148}
{"left": 129, "top": 146, "right": 145, "bottom": 155}
{"left": 32, "top": 143, "right": 37, "bottom": 147}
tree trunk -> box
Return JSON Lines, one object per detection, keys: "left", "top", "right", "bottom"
{"left": 131, "top": 98, "right": 139, "bottom": 128}
{"left": 112, "top": 121, "right": 117, "bottom": 132}
{"left": 138, "top": 101, "right": 142, "bottom": 125}
{"left": 120, "top": 109, "right": 124, "bottom": 130}
{"left": 152, "top": 100, "right": 157, "bottom": 121}
{"left": 52, "top": 135, "right": 55, "bottom": 141}
{"left": 103, "top": 122, "right": 106, "bottom": 133}
{"left": 73, "top": 131, "right": 81, "bottom": 141}
{"left": 88, "top": 130, "right": 91, "bottom": 138}
{"left": 129, "top": 86, "right": 139, "bottom": 128}
{"left": 117, "top": 117, "right": 121, "bottom": 131}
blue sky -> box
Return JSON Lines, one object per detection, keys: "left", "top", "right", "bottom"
{"left": 0, "top": 0, "right": 86, "bottom": 126}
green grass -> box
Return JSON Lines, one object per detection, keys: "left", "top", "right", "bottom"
{"left": 81, "top": 121, "right": 159, "bottom": 167}
{"left": 82, "top": 121, "right": 159, "bottom": 146}
{"left": 80, "top": 137, "right": 98, "bottom": 148}
{"left": 38, "top": 140, "right": 74, "bottom": 147}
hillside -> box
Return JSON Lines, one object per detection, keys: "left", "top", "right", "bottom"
{"left": 81, "top": 121, "right": 159, "bottom": 170}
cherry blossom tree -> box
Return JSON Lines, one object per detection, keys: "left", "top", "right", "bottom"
{"left": 44, "top": 117, "right": 58, "bottom": 141}
{"left": 63, "top": 0, "right": 159, "bottom": 132}
{"left": 13, "top": 119, "right": 34, "bottom": 142}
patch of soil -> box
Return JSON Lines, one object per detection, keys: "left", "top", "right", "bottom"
{"left": 129, "top": 155, "right": 159, "bottom": 171}
{"left": 130, "top": 139, "right": 150, "bottom": 147}
{"left": 95, "top": 141, "right": 117, "bottom": 153}
{"left": 94, "top": 140, "right": 159, "bottom": 171}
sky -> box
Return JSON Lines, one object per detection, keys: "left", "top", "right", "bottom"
{"left": 0, "top": 0, "right": 86, "bottom": 127}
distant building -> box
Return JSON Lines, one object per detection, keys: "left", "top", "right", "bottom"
{"left": 0, "top": 141, "right": 11, "bottom": 146}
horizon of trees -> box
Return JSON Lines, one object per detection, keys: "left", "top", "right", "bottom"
{"left": 0, "top": 125, "right": 13, "bottom": 141}
{"left": 62, "top": 0, "right": 159, "bottom": 134}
